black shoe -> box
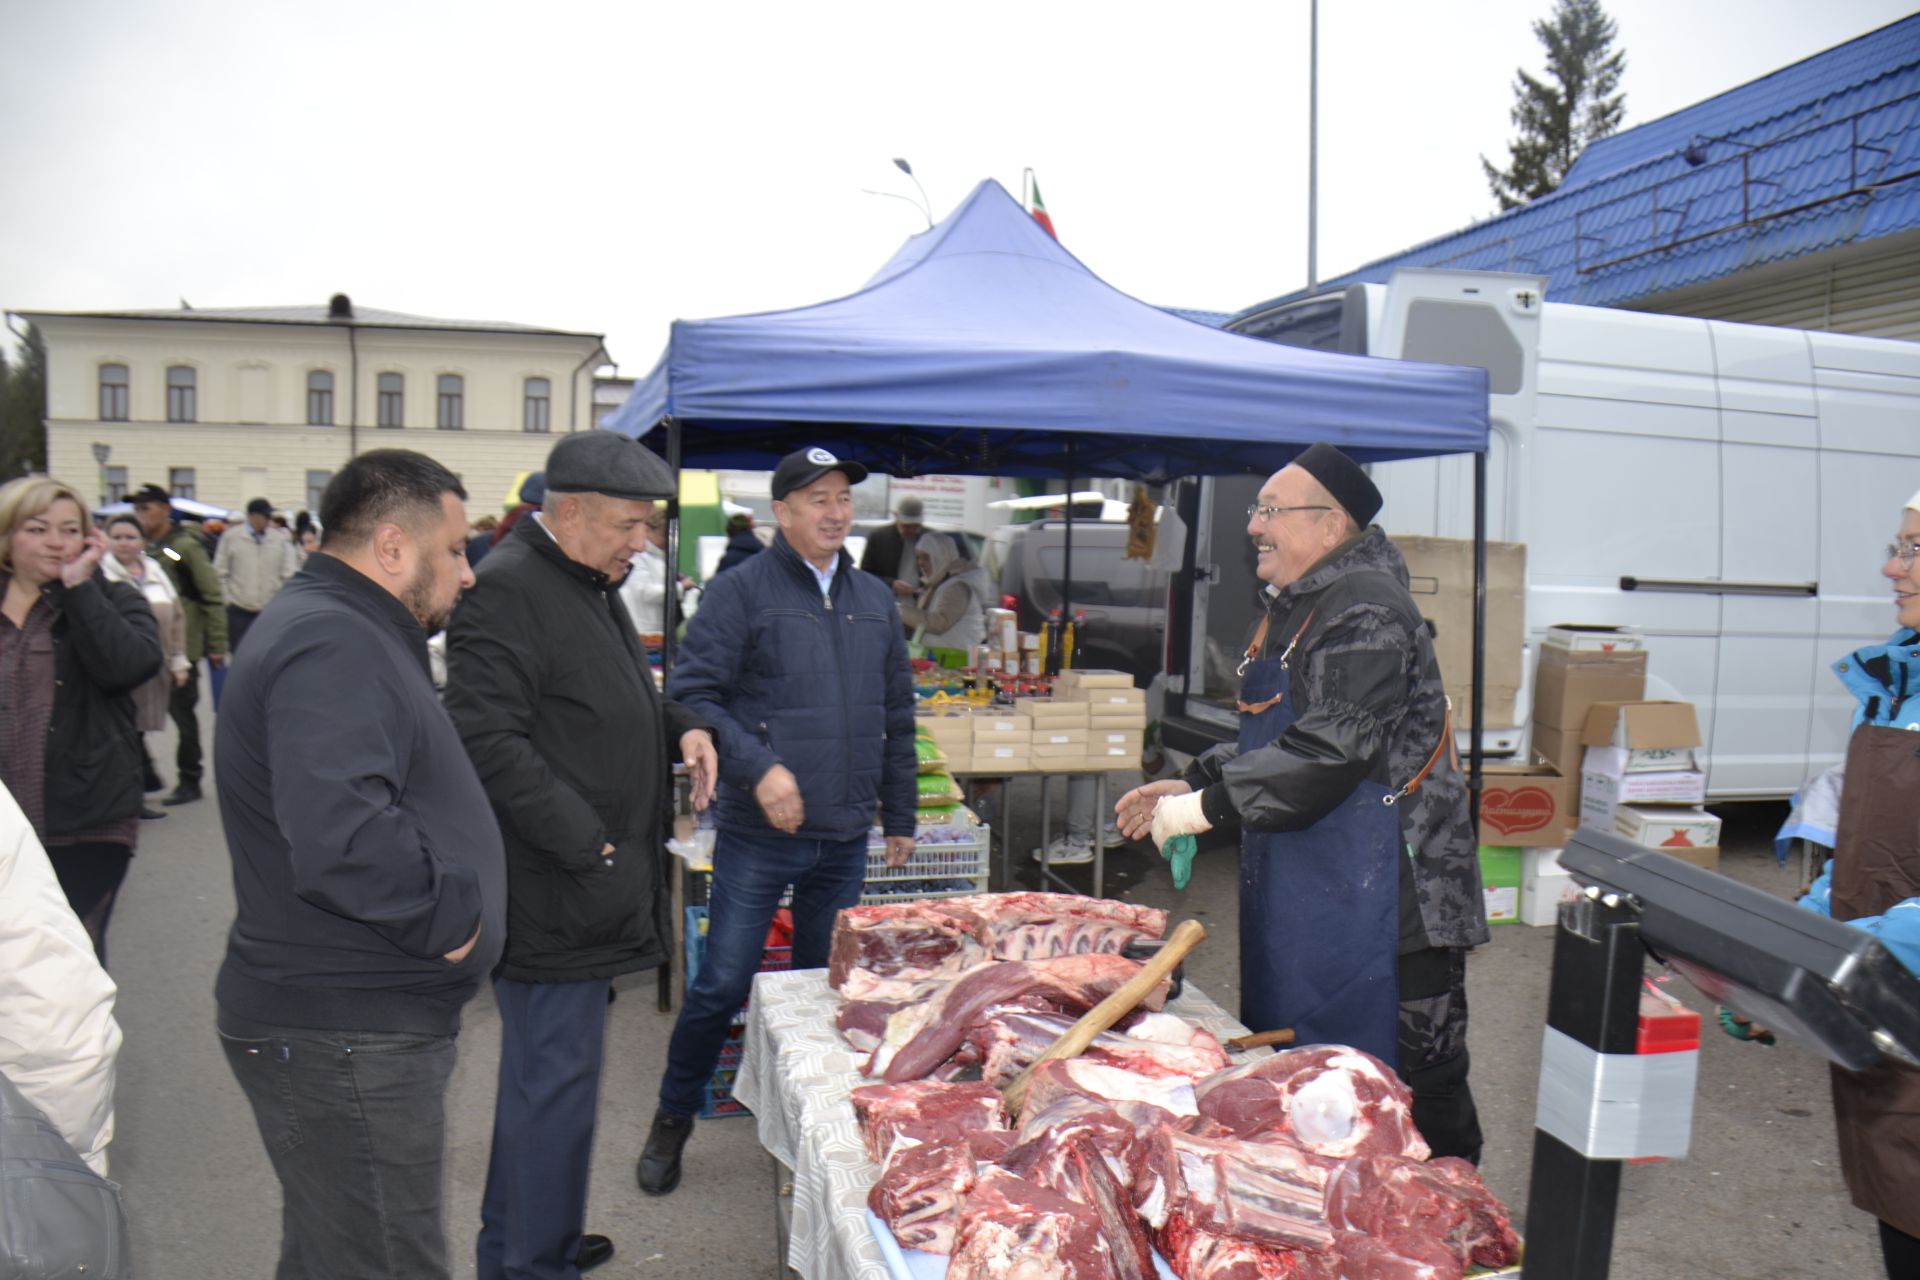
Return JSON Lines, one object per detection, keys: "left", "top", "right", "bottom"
{"left": 161, "top": 783, "right": 202, "bottom": 806}
{"left": 143, "top": 771, "right": 164, "bottom": 793}
{"left": 575, "top": 1234, "right": 614, "bottom": 1272}
{"left": 637, "top": 1109, "right": 695, "bottom": 1196}
{"left": 140, "top": 806, "right": 167, "bottom": 820}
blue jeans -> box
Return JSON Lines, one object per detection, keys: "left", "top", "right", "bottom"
{"left": 217, "top": 1012, "right": 459, "bottom": 1280}
{"left": 477, "top": 976, "right": 610, "bottom": 1280}
{"left": 658, "top": 828, "right": 867, "bottom": 1116}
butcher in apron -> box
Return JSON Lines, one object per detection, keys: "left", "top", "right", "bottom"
{"left": 1117, "top": 443, "right": 1490, "bottom": 1161}
{"left": 1798, "top": 487, "right": 1920, "bottom": 1279}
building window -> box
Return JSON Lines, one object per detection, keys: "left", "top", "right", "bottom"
{"left": 169, "top": 467, "right": 196, "bottom": 500}
{"left": 99, "top": 364, "right": 129, "bottom": 421}
{"left": 523, "top": 377, "right": 551, "bottom": 433}
{"left": 166, "top": 366, "right": 196, "bottom": 423}
{"left": 306, "top": 469, "right": 331, "bottom": 515}
{"left": 378, "top": 372, "right": 404, "bottom": 427}
{"left": 307, "top": 370, "right": 335, "bottom": 426}
{"left": 436, "top": 374, "right": 464, "bottom": 430}
{"left": 105, "top": 466, "right": 128, "bottom": 502}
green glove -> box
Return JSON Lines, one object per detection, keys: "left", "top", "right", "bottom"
{"left": 1716, "top": 1006, "right": 1775, "bottom": 1046}
{"left": 1165, "top": 833, "right": 1199, "bottom": 890}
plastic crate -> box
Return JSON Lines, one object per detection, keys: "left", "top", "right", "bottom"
{"left": 860, "top": 827, "right": 990, "bottom": 904}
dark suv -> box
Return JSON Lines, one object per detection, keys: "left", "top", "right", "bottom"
{"left": 996, "top": 520, "right": 1169, "bottom": 687}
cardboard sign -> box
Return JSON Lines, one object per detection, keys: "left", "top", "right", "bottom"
{"left": 1479, "top": 767, "right": 1576, "bottom": 847}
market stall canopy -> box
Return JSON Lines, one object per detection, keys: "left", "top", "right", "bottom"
{"left": 602, "top": 179, "right": 1489, "bottom": 480}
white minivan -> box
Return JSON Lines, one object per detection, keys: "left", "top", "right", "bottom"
{"left": 1159, "top": 269, "right": 1920, "bottom": 800}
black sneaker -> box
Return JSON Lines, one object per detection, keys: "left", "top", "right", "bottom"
{"left": 637, "top": 1109, "right": 695, "bottom": 1196}
{"left": 575, "top": 1234, "right": 614, "bottom": 1272}
{"left": 140, "top": 806, "right": 167, "bottom": 821}
{"left": 161, "top": 782, "right": 203, "bottom": 806}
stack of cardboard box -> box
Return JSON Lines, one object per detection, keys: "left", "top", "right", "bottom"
{"left": 1017, "top": 698, "right": 1089, "bottom": 772}
{"left": 968, "top": 709, "right": 1033, "bottom": 773}
{"left": 1578, "top": 700, "right": 1720, "bottom": 872}
{"left": 1058, "top": 669, "right": 1146, "bottom": 771}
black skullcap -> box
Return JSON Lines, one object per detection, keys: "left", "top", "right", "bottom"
{"left": 545, "top": 431, "right": 674, "bottom": 501}
{"left": 1292, "top": 442, "right": 1382, "bottom": 527}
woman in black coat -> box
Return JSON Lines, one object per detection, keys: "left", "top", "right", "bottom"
{"left": 0, "top": 477, "right": 163, "bottom": 963}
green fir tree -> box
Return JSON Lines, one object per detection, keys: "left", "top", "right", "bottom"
{"left": 1481, "top": 0, "right": 1628, "bottom": 210}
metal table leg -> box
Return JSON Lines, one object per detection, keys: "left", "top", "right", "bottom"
{"left": 1093, "top": 772, "right": 1106, "bottom": 900}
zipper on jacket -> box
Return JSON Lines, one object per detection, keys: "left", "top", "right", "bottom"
{"left": 824, "top": 578, "right": 855, "bottom": 811}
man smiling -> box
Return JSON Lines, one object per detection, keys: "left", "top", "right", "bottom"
{"left": 639, "top": 446, "right": 916, "bottom": 1197}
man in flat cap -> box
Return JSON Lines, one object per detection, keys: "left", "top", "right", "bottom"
{"left": 639, "top": 446, "right": 916, "bottom": 1196}
{"left": 1117, "top": 442, "right": 1489, "bottom": 1163}
{"left": 444, "top": 430, "right": 719, "bottom": 1279}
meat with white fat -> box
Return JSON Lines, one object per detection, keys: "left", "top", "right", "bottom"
{"left": 1133, "top": 1129, "right": 1337, "bottom": 1255}
{"left": 1193, "top": 1045, "right": 1430, "bottom": 1161}
{"left": 947, "top": 1167, "right": 1119, "bottom": 1280}
{"left": 850, "top": 1080, "right": 1006, "bottom": 1166}
{"left": 969, "top": 1008, "right": 1230, "bottom": 1088}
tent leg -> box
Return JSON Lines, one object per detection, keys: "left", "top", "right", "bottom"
{"left": 1470, "top": 451, "right": 1486, "bottom": 830}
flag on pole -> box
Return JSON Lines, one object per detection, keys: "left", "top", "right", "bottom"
{"left": 1026, "top": 171, "right": 1057, "bottom": 239}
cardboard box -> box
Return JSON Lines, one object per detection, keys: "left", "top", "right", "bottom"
{"left": 1581, "top": 702, "right": 1701, "bottom": 773}
{"left": 1078, "top": 686, "right": 1146, "bottom": 707}
{"left": 971, "top": 713, "right": 1031, "bottom": 738}
{"left": 1580, "top": 768, "right": 1708, "bottom": 829}
{"left": 1399, "top": 535, "right": 1526, "bottom": 726}
{"left": 1479, "top": 765, "right": 1576, "bottom": 847}
{"left": 1533, "top": 646, "right": 1648, "bottom": 730}
{"left": 1613, "top": 805, "right": 1722, "bottom": 851}
{"left": 970, "top": 740, "right": 1032, "bottom": 765}
{"left": 1520, "top": 847, "right": 1576, "bottom": 927}
{"left": 1090, "top": 727, "right": 1144, "bottom": 749}
{"left": 1660, "top": 845, "right": 1721, "bottom": 873}
{"left": 1479, "top": 846, "right": 1522, "bottom": 925}
{"left": 1030, "top": 726, "right": 1090, "bottom": 747}
{"left": 1529, "top": 721, "right": 1586, "bottom": 780}
{"left": 1030, "top": 740, "right": 1086, "bottom": 761}
{"left": 1543, "top": 624, "right": 1645, "bottom": 655}
{"left": 1056, "top": 669, "right": 1133, "bottom": 694}
{"left": 1016, "top": 698, "right": 1090, "bottom": 723}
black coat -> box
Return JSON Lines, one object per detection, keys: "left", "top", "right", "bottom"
{"left": 714, "top": 530, "right": 763, "bottom": 575}
{"left": 26, "top": 571, "right": 163, "bottom": 838}
{"left": 444, "top": 518, "right": 711, "bottom": 983}
{"left": 858, "top": 522, "right": 912, "bottom": 582}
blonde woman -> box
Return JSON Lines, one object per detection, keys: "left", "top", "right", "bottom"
{"left": 101, "top": 513, "right": 190, "bottom": 810}
{"left": 0, "top": 478, "right": 161, "bottom": 963}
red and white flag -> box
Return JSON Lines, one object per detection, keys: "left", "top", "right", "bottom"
{"left": 1026, "top": 171, "right": 1057, "bottom": 239}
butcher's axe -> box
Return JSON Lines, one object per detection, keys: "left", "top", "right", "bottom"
{"left": 1001, "top": 918, "right": 1208, "bottom": 1119}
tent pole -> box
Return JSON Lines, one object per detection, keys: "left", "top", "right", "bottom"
{"left": 1470, "top": 450, "right": 1487, "bottom": 830}
{"left": 1061, "top": 443, "right": 1074, "bottom": 667}
{"left": 661, "top": 413, "right": 683, "bottom": 1017}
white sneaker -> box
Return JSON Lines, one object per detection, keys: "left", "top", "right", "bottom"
{"left": 1096, "top": 821, "right": 1128, "bottom": 849}
{"left": 1031, "top": 834, "right": 1095, "bottom": 865}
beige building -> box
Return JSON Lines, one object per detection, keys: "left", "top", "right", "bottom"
{"left": 16, "top": 294, "right": 609, "bottom": 517}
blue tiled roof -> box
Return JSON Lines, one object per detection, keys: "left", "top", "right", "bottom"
{"left": 1242, "top": 15, "right": 1920, "bottom": 316}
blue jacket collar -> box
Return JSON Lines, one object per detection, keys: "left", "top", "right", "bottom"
{"left": 1835, "top": 629, "right": 1920, "bottom": 730}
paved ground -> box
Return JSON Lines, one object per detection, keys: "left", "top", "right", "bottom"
{"left": 109, "top": 692, "right": 1881, "bottom": 1278}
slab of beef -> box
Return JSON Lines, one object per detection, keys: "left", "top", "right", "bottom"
{"left": 829, "top": 893, "right": 1167, "bottom": 996}
{"left": 1003, "top": 1094, "right": 1154, "bottom": 1191}
{"left": 835, "top": 998, "right": 906, "bottom": 1052}
{"left": 878, "top": 953, "right": 1165, "bottom": 1083}
{"left": 851, "top": 1080, "right": 1007, "bottom": 1165}
{"left": 1021, "top": 1058, "right": 1198, "bottom": 1132}
{"left": 1325, "top": 1153, "right": 1521, "bottom": 1271}
{"left": 947, "top": 1167, "right": 1119, "bottom": 1280}
{"left": 970, "top": 1009, "right": 1231, "bottom": 1088}
{"left": 1193, "top": 1045, "right": 1431, "bottom": 1161}
{"left": 1152, "top": 1214, "right": 1311, "bottom": 1280}
{"left": 869, "top": 1135, "right": 978, "bottom": 1254}
{"left": 1134, "top": 1129, "right": 1337, "bottom": 1255}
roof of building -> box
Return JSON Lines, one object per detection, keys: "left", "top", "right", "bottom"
{"left": 1239, "top": 15, "right": 1920, "bottom": 317}
{"left": 12, "top": 297, "right": 603, "bottom": 340}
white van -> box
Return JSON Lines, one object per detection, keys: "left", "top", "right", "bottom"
{"left": 1159, "top": 269, "right": 1920, "bottom": 800}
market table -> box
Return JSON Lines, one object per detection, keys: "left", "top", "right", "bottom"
{"left": 949, "top": 767, "right": 1115, "bottom": 898}
{"left": 733, "top": 967, "right": 1257, "bottom": 1280}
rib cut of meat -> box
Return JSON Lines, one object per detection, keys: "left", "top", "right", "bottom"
{"left": 1057, "top": 1133, "right": 1157, "bottom": 1280}
{"left": 868, "top": 1135, "right": 977, "bottom": 1255}
{"left": 879, "top": 953, "right": 1165, "bottom": 1083}
{"left": 969, "top": 1009, "right": 1230, "bottom": 1088}
{"left": 1325, "top": 1153, "right": 1520, "bottom": 1271}
{"left": 850, "top": 1080, "right": 1006, "bottom": 1166}
{"left": 1133, "top": 1129, "right": 1337, "bottom": 1255}
{"left": 1003, "top": 1096, "right": 1153, "bottom": 1191}
{"left": 1021, "top": 1058, "right": 1198, "bottom": 1133}
{"left": 947, "top": 1167, "right": 1118, "bottom": 1280}
{"left": 1193, "top": 1045, "right": 1430, "bottom": 1161}
{"left": 829, "top": 892, "right": 1167, "bottom": 996}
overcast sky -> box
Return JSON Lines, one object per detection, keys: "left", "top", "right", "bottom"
{"left": 2, "top": 0, "right": 1911, "bottom": 371}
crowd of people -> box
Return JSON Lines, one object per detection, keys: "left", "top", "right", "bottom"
{"left": 0, "top": 441, "right": 1914, "bottom": 1279}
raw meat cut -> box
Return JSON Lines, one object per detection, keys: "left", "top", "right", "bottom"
{"left": 1151, "top": 1214, "right": 1308, "bottom": 1280}
{"left": 968, "top": 1009, "right": 1230, "bottom": 1088}
{"left": 850, "top": 1080, "right": 1006, "bottom": 1166}
{"left": 868, "top": 1136, "right": 976, "bottom": 1254}
{"left": 1003, "top": 1096, "right": 1153, "bottom": 1190}
{"left": 947, "top": 1167, "right": 1119, "bottom": 1280}
{"left": 829, "top": 892, "right": 1167, "bottom": 995}
{"left": 1193, "top": 1045, "right": 1430, "bottom": 1161}
{"left": 878, "top": 953, "right": 1166, "bottom": 1083}
{"left": 1324, "top": 1153, "right": 1520, "bottom": 1271}
{"left": 1133, "top": 1129, "right": 1337, "bottom": 1254}
{"left": 835, "top": 998, "right": 905, "bottom": 1052}
{"left": 1057, "top": 1133, "right": 1157, "bottom": 1280}
{"left": 1021, "top": 1058, "right": 1199, "bottom": 1132}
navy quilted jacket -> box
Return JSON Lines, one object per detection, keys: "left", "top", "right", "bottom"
{"left": 668, "top": 533, "right": 916, "bottom": 840}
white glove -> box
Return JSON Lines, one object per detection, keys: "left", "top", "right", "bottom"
{"left": 1149, "top": 790, "right": 1213, "bottom": 852}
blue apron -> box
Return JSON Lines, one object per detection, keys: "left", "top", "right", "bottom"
{"left": 1235, "top": 611, "right": 1401, "bottom": 1064}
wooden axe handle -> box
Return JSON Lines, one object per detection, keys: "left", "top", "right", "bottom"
{"left": 1001, "top": 918, "right": 1208, "bottom": 1118}
{"left": 1225, "top": 1028, "right": 1297, "bottom": 1052}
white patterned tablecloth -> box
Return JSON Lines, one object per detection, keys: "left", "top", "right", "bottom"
{"left": 735, "top": 968, "right": 1257, "bottom": 1280}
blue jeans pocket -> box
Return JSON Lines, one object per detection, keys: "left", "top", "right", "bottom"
{"left": 218, "top": 1031, "right": 303, "bottom": 1156}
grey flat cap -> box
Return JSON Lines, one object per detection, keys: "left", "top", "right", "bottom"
{"left": 545, "top": 431, "right": 675, "bottom": 501}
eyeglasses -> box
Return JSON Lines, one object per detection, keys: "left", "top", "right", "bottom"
{"left": 1889, "top": 541, "right": 1920, "bottom": 567}
{"left": 1247, "top": 503, "right": 1332, "bottom": 523}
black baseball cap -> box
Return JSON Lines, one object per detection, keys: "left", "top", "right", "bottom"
{"left": 771, "top": 447, "right": 868, "bottom": 502}
{"left": 246, "top": 498, "right": 273, "bottom": 517}
{"left": 130, "top": 484, "right": 172, "bottom": 506}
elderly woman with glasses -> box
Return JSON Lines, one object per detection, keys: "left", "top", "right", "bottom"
{"left": 1796, "top": 487, "right": 1920, "bottom": 1279}
{"left": 0, "top": 478, "right": 162, "bottom": 964}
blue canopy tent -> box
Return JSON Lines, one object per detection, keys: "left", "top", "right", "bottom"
{"left": 605, "top": 178, "right": 1498, "bottom": 854}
